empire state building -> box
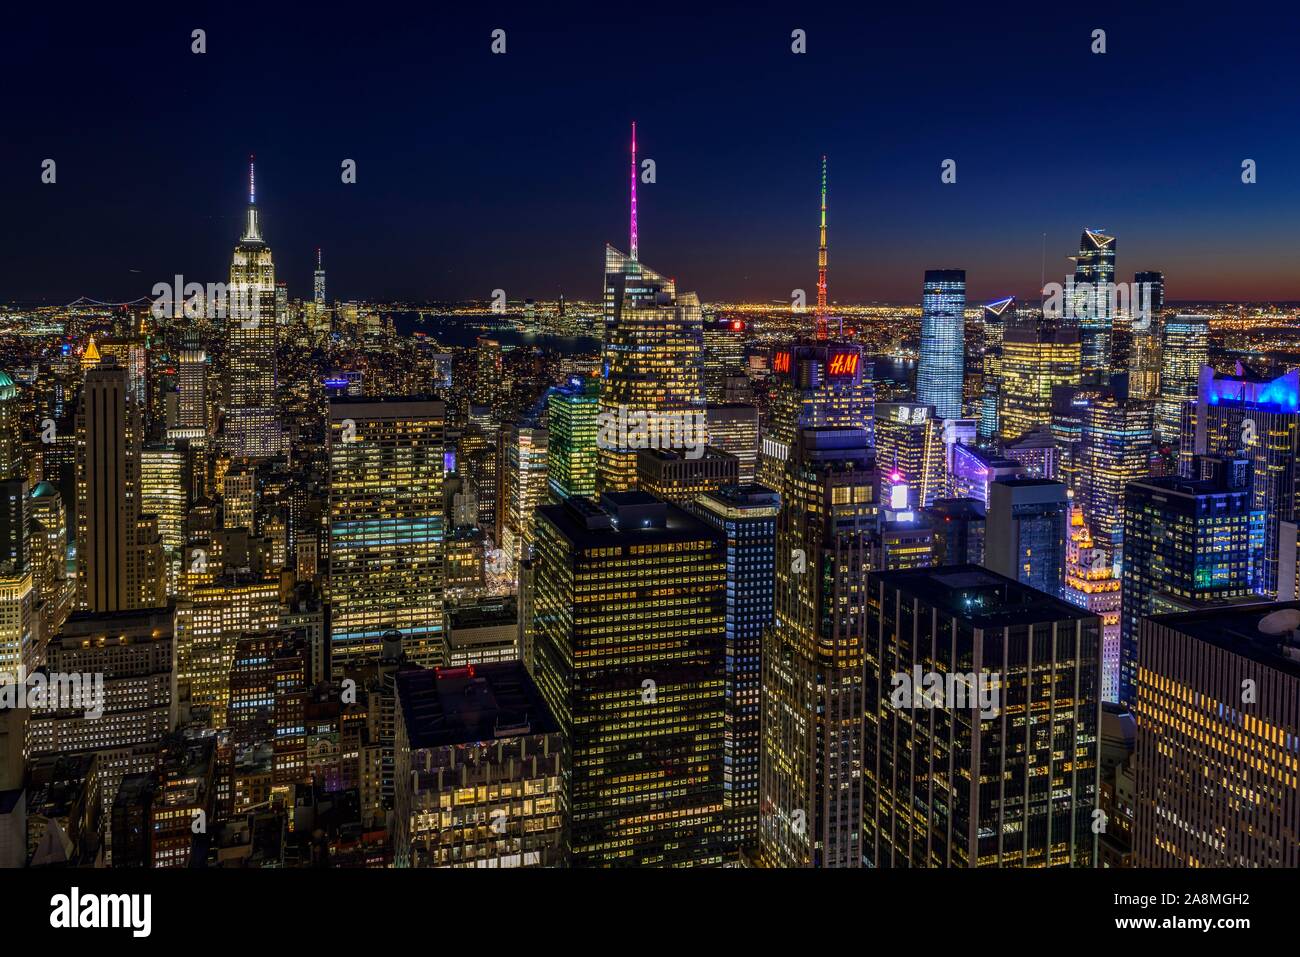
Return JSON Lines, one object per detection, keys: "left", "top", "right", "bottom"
{"left": 226, "top": 157, "right": 282, "bottom": 458}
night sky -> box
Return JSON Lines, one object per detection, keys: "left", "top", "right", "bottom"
{"left": 5, "top": 2, "right": 1300, "bottom": 305}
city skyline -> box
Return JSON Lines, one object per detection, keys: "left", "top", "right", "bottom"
{"left": 7, "top": 7, "right": 1300, "bottom": 304}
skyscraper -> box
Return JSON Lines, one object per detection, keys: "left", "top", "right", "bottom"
{"left": 1070, "top": 228, "right": 1116, "bottom": 382}
{"left": 327, "top": 397, "right": 446, "bottom": 673}
{"left": 532, "top": 492, "right": 727, "bottom": 866}
{"left": 1133, "top": 603, "right": 1300, "bottom": 867}
{"left": 1120, "top": 461, "right": 1261, "bottom": 706}
{"left": 1078, "top": 390, "right": 1154, "bottom": 561}
{"left": 546, "top": 377, "right": 599, "bottom": 502}
{"left": 313, "top": 247, "right": 326, "bottom": 306}
{"left": 693, "top": 484, "right": 779, "bottom": 859}
{"left": 984, "top": 478, "right": 1068, "bottom": 597}
{"left": 75, "top": 359, "right": 165, "bottom": 613}
{"left": 759, "top": 342, "right": 874, "bottom": 494}
{"left": 597, "top": 126, "right": 705, "bottom": 493}
{"left": 998, "top": 320, "right": 1082, "bottom": 442}
{"left": 1129, "top": 270, "right": 1164, "bottom": 401}
{"left": 1063, "top": 507, "right": 1123, "bottom": 704}
{"left": 916, "top": 270, "right": 966, "bottom": 420}
{"left": 501, "top": 423, "right": 548, "bottom": 568}
{"left": 226, "top": 157, "right": 281, "bottom": 458}
{"left": 1183, "top": 365, "right": 1300, "bottom": 596}
{"left": 1155, "top": 315, "right": 1209, "bottom": 443}
{"left": 760, "top": 428, "right": 876, "bottom": 867}
{"left": 866, "top": 565, "right": 1101, "bottom": 867}
{"left": 978, "top": 297, "right": 1013, "bottom": 442}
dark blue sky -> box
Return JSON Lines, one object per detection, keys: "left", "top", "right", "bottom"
{"left": 5, "top": 2, "right": 1300, "bottom": 305}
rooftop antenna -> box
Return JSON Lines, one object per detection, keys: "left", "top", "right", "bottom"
{"left": 816, "top": 155, "right": 829, "bottom": 340}
{"left": 630, "top": 122, "right": 638, "bottom": 261}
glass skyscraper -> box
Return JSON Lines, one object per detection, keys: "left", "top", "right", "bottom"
{"left": 916, "top": 269, "right": 966, "bottom": 420}
{"left": 1071, "top": 228, "right": 1116, "bottom": 382}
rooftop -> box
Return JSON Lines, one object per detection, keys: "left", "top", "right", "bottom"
{"left": 873, "top": 563, "right": 1095, "bottom": 628}
{"left": 396, "top": 662, "right": 559, "bottom": 749}
{"left": 1148, "top": 601, "right": 1300, "bottom": 679}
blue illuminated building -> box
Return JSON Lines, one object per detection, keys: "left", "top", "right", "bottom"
{"left": 1120, "top": 458, "right": 1263, "bottom": 707}
{"left": 693, "top": 484, "right": 778, "bottom": 859}
{"left": 916, "top": 269, "right": 966, "bottom": 420}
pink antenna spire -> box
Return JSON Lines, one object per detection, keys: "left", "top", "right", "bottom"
{"left": 249, "top": 154, "right": 256, "bottom": 204}
{"left": 630, "top": 122, "right": 638, "bottom": 261}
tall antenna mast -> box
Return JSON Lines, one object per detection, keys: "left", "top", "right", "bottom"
{"left": 816, "top": 155, "right": 829, "bottom": 340}
{"left": 249, "top": 154, "right": 256, "bottom": 205}
{"left": 630, "top": 122, "right": 638, "bottom": 261}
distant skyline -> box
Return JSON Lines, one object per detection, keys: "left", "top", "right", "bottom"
{"left": 5, "top": 4, "right": 1300, "bottom": 304}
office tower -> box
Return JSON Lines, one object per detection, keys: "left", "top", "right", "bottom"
{"left": 759, "top": 342, "right": 874, "bottom": 493}
{"left": 1063, "top": 508, "right": 1123, "bottom": 703}
{"left": 1133, "top": 603, "right": 1300, "bottom": 867}
{"left": 153, "top": 734, "right": 216, "bottom": 867}
{"left": 760, "top": 428, "right": 877, "bottom": 867}
{"left": 227, "top": 630, "right": 310, "bottom": 797}
{"left": 0, "top": 390, "right": 31, "bottom": 680}
{"left": 226, "top": 158, "right": 281, "bottom": 458}
{"left": 546, "top": 377, "right": 599, "bottom": 501}
{"left": 948, "top": 444, "right": 1026, "bottom": 508}
{"left": 703, "top": 318, "right": 748, "bottom": 402}
{"left": 598, "top": 127, "right": 705, "bottom": 492}
{"left": 476, "top": 337, "right": 515, "bottom": 423}
{"left": 0, "top": 570, "right": 34, "bottom": 682}
{"left": 532, "top": 492, "right": 727, "bottom": 866}
{"left": 75, "top": 359, "right": 166, "bottom": 612}
{"left": 865, "top": 565, "right": 1101, "bottom": 867}
{"left": 1155, "top": 315, "right": 1209, "bottom": 443}
{"left": 693, "top": 485, "right": 778, "bottom": 858}
{"left": 1129, "top": 271, "right": 1165, "bottom": 401}
{"left": 174, "top": 574, "right": 282, "bottom": 727}
{"left": 705, "top": 403, "right": 759, "bottom": 483}
{"left": 999, "top": 321, "right": 1082, "bottom": 442}
{"left": 393, "top": 663, "right": 564, "bottom": 868}
{"left": 27, "top": 608, "right": 174, "bottom": 860}
{"left": 978, "top": 297, "right": 1012, "bottom": 442}
{"left": 1120, "top": 460, "right": 1262, "bottom": 706}
{"left": 1069, "top": 228, "right": 1116, "bottom": 381}
{"left": 328, "top": 398, "right": 445, "bottom": 673}
{"left": 29, "top": 481, "right": 71, "bottom": 644}
{"left": 874, "top": 401, "right": 942, "bottom": 509}
{"left": 985, "top": 478, "right": 1069, "bottom": 597}
{"left": 877, "top": 512, "right": 935, "bottom": 571}
{"left": 313, "top": 247, "right": 326, "bottom": 305}
{"left": 1185, "top": 365, "right": 1300, "bottom": 596}
{"left": 636, "top": 447, "right": 739, "bottom": 504}
{"left": 923, "top": 497, "right": 986, "bottom": 566}
{"left": 915, "top": 270, "right": 966, "bottom": 419}
{"left": 1078, "top": 391, "right": 1153, "bottom": 561}
{"left": 175, "top": 330, "right": 208, "bottom": 435}
{"left": 141, "top": 444, "right": 185, "bottom": 591}
{"left": 1002, "top": 425, "right": 1060, "bottom": 479}
{"left": 500, "top": 424, "right": 548, "bottom": 570}
{"left": 443, "top": 597, "right": 518, "bottom": 665}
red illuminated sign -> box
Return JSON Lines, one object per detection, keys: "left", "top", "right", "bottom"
{"left": 772, "top": 350, "right": 791, "bottom": 374}
{"left": 827, "top": 351, "right": 859, "bottom": 377}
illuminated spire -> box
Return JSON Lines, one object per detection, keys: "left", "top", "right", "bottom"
{"left": 630, "top": 122, "right": 638, "bottom": 261}
{"left": 816, "top": 155, "right": 829, "bottom": 340}
{"left": 317, "top": 247, "right": 322, "bottom": 268}
{"left": 242, "top": 154, "right": 262, "bottom": 243}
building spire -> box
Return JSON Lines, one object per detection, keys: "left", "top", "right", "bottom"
{"left": 816, "top": 155, "right": 829, "bottom": 340}
{"left": 242, "top": 154, "right": 262, "bottom": 242}
{"left": 630, "top": 122, "right": 638, "bottom": 261}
